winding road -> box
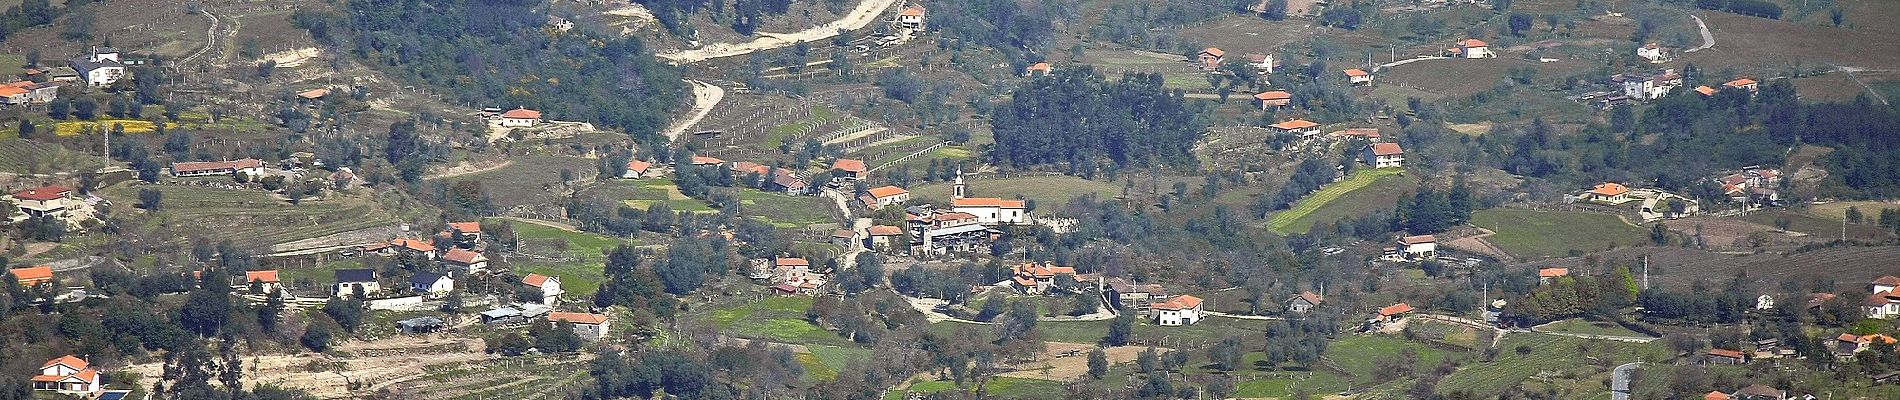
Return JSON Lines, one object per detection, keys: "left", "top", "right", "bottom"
{"left": 656, "top": 0, "right": 902, "bottom": 64}
{"left": 1685, "top": 14, "right": 1715, "bottom": 53}
{"left": 662, "top": 79, "right": 726, "bottom": 142}
{"left": 1611, "top": 362, "right": 1641, "bottom": 400}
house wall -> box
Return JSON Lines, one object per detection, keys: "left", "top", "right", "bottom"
{"left": 501, "top": 117, "right": 537, "bottom": 127}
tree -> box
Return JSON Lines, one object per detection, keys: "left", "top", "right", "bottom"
{"left": 300, "top": 322, "right": 333, "bottom": 352}
{"left": 137, "top": 188, "right": 163, "bottom": 210}
{"left": 1508, "top": 12, "right": 1533, "bottom": 36}
{"left": 1831, "top": 8, "right": 1845, "bottom": 27}
{"left": 1847, "top": 206, "right": 1863, "bottom": 224}
{"left": 17, "top": 119, "right": 34, "bottom": 139}
{"left": 1208, "top": 335, "right": 1245, "bottom": 371}
{"left": 1774, "top": 216, "right": 1792, "bottom": 232}
{"left": 1105, "top": 311, "right": 1135, "bottom": 346}
{"left": 1262, "top": 0, "right": 1289, "bottom": 20}
{"left": 1086, "top": 348, "right": 1108, "bottom": 379}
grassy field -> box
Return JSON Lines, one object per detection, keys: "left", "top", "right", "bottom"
{"left": 887, "top": 376, "right": 1066, "bottom": 400}
{"left": 53, "top": 120, "right": 178, "bottom": 136}
{"left": 911, "top": 175, "right": 1127, "bottom": 207}
{"left": 101, "top": 184, "right": 402, "bottom": 250}
{"left": 739, "top": 189, "right": 837, "bottom": 228}
{"left": 1469, "top": 208, "right": 1647, "bottom": 258}
{"left": 499, "top": 218, "right": 635, "bottom": 296}
{"left": 449, "top": 156, "right": 595, "bottom": 208}
{"left": 587, "top": 179, "right": 716, "bottom": 213}
{"left": 1022, "top": 315, "right": 1274, "bottom": 346}
{"left": 1434, "top": 334, "right": 1667, "bottom": 398}
{"left": 1538, "top": 319, "right": 1649, "bottom": 338}
{"left": 800, "top": 345, "right": 872, "bottom": 382}
{"left": 1740, "top": 209, "right": 1894, "bottom": 241}
{"left": 765, "top": 106, "right": 838, "bottom": 149}
{"left": 1267, "top": 168, "right": 1412, "bottom": 235}
{"left": 0, "top": 53, "right": 23, "bottom": 77}
{"left": 703, "top": 296, "right": 856, "bottom": 347}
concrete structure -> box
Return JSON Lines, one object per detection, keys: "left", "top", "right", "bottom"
{"left": 1363, "top": 143, "right": 1405, "bottom": 168}
{"left": 1152, "top": 295, "right": 1205, "bottom": 326}
{"left": 549, "top": 312, "right": 611, "bottom": 340}
{"left": 500, "top": 107, "right": 541, "bottom": 128}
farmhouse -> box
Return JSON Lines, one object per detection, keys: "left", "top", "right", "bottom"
{"left": 1254, "top": 91, "right": 1292, "bottom": 110}
{"left": 865, "top": 225, "right": 903, "bottom": 250}
{"left": 32, "top": 355, "right": 102, "bottom": 395}
{"left": 861, "top": 185, "right": 910, "bottom": 209}
{"left": 1196, "top": 47, "right": 1224, "bottom": 70}
{"left": 1694, "top": 86, "right": 1717, "bottom": 96}
{"left": 170, "top": 159, "right": 266, "bottom": 177}
{"left": 1104, "top": 277, "right": 1166, "bottom": 314}
{"left": 1246, "top": 53, "right": 1275, "bottom": 74}
{"left": 70, "top": 48, "right": 125, "bottom": 87}
{"left": 1538, "top": 268, "right": 1570, "bottom": 285}
{"left": 389, "top": 238, "right": 438, "bottom": 260}
{"left": 831, "top": 229, "right": 860, "bottom": 248}
{"left": 1581, "top": 182, "right": 1633, "bottom": 204}
{"left": 1151, "top": 295, "right": 1205, "bottom": 326}
{"left": 1362, "top": 143, "right": 1405, "bottom": 168}
{"left": 1286, "top": 291, "right": 1323, "bottom": 314}
{"left": 1376, "top": 303, "right": 1414, "bottom": 322}
{"left": 244, "top": 270, "right": 282, "bottom": 293}
{"left": 1024, "top": 62, "right": 1052, "bottom": 77}
{"left": 1343, "top": 69, "right": 1373, "bottom": 85}
{"left": 1611, "top": 69, "right": 1682, "bottom": 101}
{"left": 1722, "top": 78, "right": 1759, "bottom": 94}
{"left": 831, "top": 158, "right": 867, "bottom": 181}
{"left": 524, "top": 273, "right": 563, "bottom": 305}
{"left": 297, "top": 88, "right": 331, "bottom": 100}
{"left": 768, "top": 169, "right": 811, "bottom": 194}
{"left": 731, "top": 161, "right": 770, "bottom": 177}
{"left": 622, "top": 160, "right": 655, "bottom": 179}
{"left": 1835, "top": 333, "right": 1897, "bottom": 355}
{"left": 549, "top": 312, "right": 611, "bottom": 340}
{"left": 950, "top": 197, "right": 1028, "bottom": 226}
{"left": 8, "top": 265, "right": 53, "bottom": 287}
{"left": 1706, "top": 348, "right": 1747, "bottom": 365}
{"left": 333, "top": 269, "right": 381, "bottom": 298}
{"left": 1448, "top": 39, "right": 1494, "bottom": 59}
{"left": 441, "top": 248, "right": 489, "bottom": 276}
{"left": 896, "top": 5, "right": 926, "bottom": 30}
{"left": 1393, "top": 235, "right": 1436, "bottom": 260}
{"left": 409, "top": 272, "right": 454, "bottom": 295}
{"left": 447, "top": 221, "right": 482, "bottom": 247}
{"left": 1864, "top": 276, "right": 1900, "bottom": 319}
{"left": 500, "top": 107, "right": 542, "bottom": 128}
{"left": 0, "top": 81, "right": 60, "bottom": 105}
{"left": 1637, "top": 43, "right": 1668, "bottom": 63}
{"left": 9, "top": 185, "right": 77, "bottom": 221}
{"left": 1268, "top": 119, "right": 1320, "bottom": 136}
{"left": 1011, "top": 262, "right": 1077, "bottom": 294}
{"left": 1333, "top": 128, "right": 1381, "bottom": 141}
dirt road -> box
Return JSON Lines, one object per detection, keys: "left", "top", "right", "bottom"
{"left": 655, "top": 0, "right": 902, "bottom": 64}
{"left": 1685, "top": 14, "right": 1714, "bottom": 53}
{"left": 663, "top": 80, "right": 725, "bottom": 142}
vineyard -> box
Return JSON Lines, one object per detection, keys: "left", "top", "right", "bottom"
{"left": 0, "top": 139, "right": 104, "bottom": 174}
{"left": 101, "top": 184, "right": 402, "bottom": 251}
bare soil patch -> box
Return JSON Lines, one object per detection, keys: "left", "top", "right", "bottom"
{"left": 996, "top": 342, "right": 1153, "bottom": 382}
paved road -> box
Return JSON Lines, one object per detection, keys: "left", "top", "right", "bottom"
{"left": 1611, "top": 362, "right": 1641, "bottom": 400}
{"left": 656, "top": 0, "right": 901, "bottom": 64}
{"left": 662, "top": 79, "right": 725, "bottom": 142}
{"left": 1685, "top": 15, "right": 1714, "bottom": 53}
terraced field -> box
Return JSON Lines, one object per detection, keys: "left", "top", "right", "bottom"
{"left": 1433, "top": 334, "right": 1666, "bottom": 398}
{"left": 101, "top": 184, "right": 402, "bottom": 250}
{"left": 0, "top": 139, "right": 105, "bottom": 174}
{"left": 1267, "top": 168, "right": 1413, "bottom": 235}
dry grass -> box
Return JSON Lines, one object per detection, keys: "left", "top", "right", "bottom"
{"left": 995, "top": 342, "right": 1148, "bottom": 382}
{"left": 1678, "top": 12, "right": 1900, "bottom": 73}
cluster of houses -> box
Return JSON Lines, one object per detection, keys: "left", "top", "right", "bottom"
{"left": 1568, "top": 181, "right": 1701, "bottom": 221}
{"left": 1701, "top": 384, "right": 1801, "bottom": 400}
{"left": 751, "top": 257, "right": 827, "bottom": 295}
{"left": 1589, "top": 68, "right": 1762, "bottom": 108}
{"left": 851, "top": 173, "right": 1031, "bottom": 255}
{"left": 1711, "top": 167, "right": 1782, "bottom": 206}
{"left": 1011, "top": 264, "right": 1211, "bottom": 326}
{"left": 1693, "top": 78, "right": 1761, "bottom": 99}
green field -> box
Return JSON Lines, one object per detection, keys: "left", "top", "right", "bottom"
{"left": 911, "top": 175, "right": 1128, "bottom": 208}
{"left": 886, "top": 376, "right": 1065, "bottom": 400}
{"left": 498, "top": 218, "right": 635, "bottom": 296}
{"left": 739, "top": 189, "right": 837, "bottom": 228}
{"left": 704, "top": 296, "right": 855, "bottom": 347}
{"left": 0, "top": 139, "right": 106, "bottom": 174}
{"left": 588, "top": 179, "right": 716, "bottom": 213}
{"left": 1538, "top": 319, "right": 1649, "bottom": 338}
{"left": 1267, "top": 168, "right": 1413, "bottom": 235}
{"left": 1433, "top": 334, "right": 1667, "bottom": 398}
{"left": 101, "top": 185, "right": 402, "bottom": 250}
{"left": 448, "top": 156, "right": 595, "bottom": 208}
{"left": 1469, "top": 208, "right": 1647, "bottom": 258}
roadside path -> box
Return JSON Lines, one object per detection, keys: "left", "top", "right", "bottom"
{"left": 662, "top": 80, "right": 725, "bottom": 142}
{"left": 178, "top": 8, "right": 221, "bottom": 67}
{"left": 656, "top": 0, "right": 902, "bottom": 64}
{"left": 1685, "top": 15, "right": 1714, "bottom": 53}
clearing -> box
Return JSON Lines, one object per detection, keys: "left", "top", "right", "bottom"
{"left": 1469, "top": 208, "right": 1648, "bottom": 259}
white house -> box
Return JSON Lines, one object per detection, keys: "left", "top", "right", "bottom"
{"left": 441, "top": 248, "right": 489, "bottom": 276}
{"left": 1582, "top": 182, "right": 1633, "bottom": 204}
{"left": 1637, "top": 43, "right": 1667, "bottom": 63}
{"left": 1268, "top": 119, "right": 1321, "bottom": 137}
{"left": 1254, "top": 91, "right": 1292, "bottom": 110}
{"left": 32, "top": 355, "right": 101, "bottom": 395}
{"left": 623, "top": 160, "right": 655, "bottom": 179}
{"left": 244, "top": 270, "right": 282, "bottom": 294}
{"left": 896, "top": 5, "right": 926, "bottom": 30}
{"left": 409, "top": 272, "right": 454, "bottom": 295}
{"left": 1151, "top": 295, "right": 1205, "bottom": 326}
{"left": 1755, "top": 294, "right": 1775, "bottom": 310}
{"left": 1865, "top": 276, "right": 1900, "bottom": 319}
{"left": 500, "top": 107, "right": 541, "bottom": 128}
{"left": 1286, "top": 291, "right": 1322, "bottom": 314}
{"left": 1450, "top": 39, "right": 1494, "bottom": 59}
{"left": 1614, "top": 69, "right": 1682, "bottom": 101}
{"left": 1247, "top": 53, "right": 1275, "bottom": 74}
{"left": 549, "top": 312, "right": 611, "bottom": 340}
{"left": 1197, "top": 48, "right": 1225, "bottom": 70}
{"left": 9, "top": 185, "right": 75, "bottom": 222}
{"left": 1011, "top": 263, "right": 1076, "bottom": 294}
{"left": 524, "top": 273, "right": 563, "bottom": 305}
{"left": 1344, "top": 69, "right": 1373, "bottom": 85}
{"left": 334, "top": 269, "right": 381, "bottom": 298}
{"left": 861, "top": 186, "right": 910, "bottom": 209}
{"left": 1398, "top": 235, "right": 1436, "bottom": 260}
{"left": 951, "top": 197, "right": 1029, "bottom": 225}
{"left": 1362, "top": 143, "right": 1405, "bottom": 169}
{"left": 71, "top": 49, "right": 125, "bottom": 87}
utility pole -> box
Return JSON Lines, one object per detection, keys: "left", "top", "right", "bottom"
{"left": 1641, "top": 255, "right": 1650, "bottom": 291}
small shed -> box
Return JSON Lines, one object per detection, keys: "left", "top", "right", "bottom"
{"left": 396, "top": 316, "right": 447, "bottom": 334}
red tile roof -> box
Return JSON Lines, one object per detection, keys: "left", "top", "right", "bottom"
{"left": 1694, "top": 86, "right": 1716, "bottom": 96}
{"left": 0, "top": 86, "right": 28, "bottom": 96}
{"left": 1269, "top": 119, "right": 1319, "bottom": 130}
{"left": 12, "top": 185, "right": 71, "bottom": 201}
{"left": 448, "top": 221, "right": 481, "bottom": 233}
{"left": 1875, "top": 276, "right": 1900, "bottom": 286}
{"left": 501, "top": 107, "right": 541, "bottom": 119}
{"left": 1334, "top": 128, "right": 1381, "bottom": 139}
{"left": 866, "top": 185, "right": 908, "bottom": 199}
{"left": 690, "top": 156, "right": 724, "bottom": 165}
{"left": 1344, "top": 69, "right": 1369, "bottom": 77}
{"left": 936, "top": 212, "right": 979, "bottom": 222}
{"left": 1704, "top": 391, "right": 1730, "bottom": 400}
{"left": 1457, "top": 38, "right": 1488, "bottom": 47}
{"left": 952, "top": 197, "right": 1026, "bottom": 208}
{"left": 1370, "top": 142, "right": 1405, "bottom": 156}
{"left": 777, "top": 258, "right": 810, "bottom": 267}
{"left": 245, "top": 270, "right": 280, "bottom": 283}
{"left": 1152, "top": 295, "right": 1204, "bottom": 310}
{"left": 1538, "top": 268, "right": 1570, "bottom": 278}
{"left": 443, "top": 248, "right": 485, "bottom": 264}
{"left": 1296, "top": 291, "right": 1323, "bottom": 305}
{"left": 868, "top": 225, "right": 903, "bottom": 236}
{"left": 42, "top": 355, "right": 88, "bottom": 370}
{"left": 1200, "top": 47, "right": 1224, "bottom": 58}
{"left": 1722, "top": 78, "right": 1758, "bottom": 88}
{"left": 832, "top": 159, "right": 867, "bottom": 173}
{"left": 1707, "top": 348, "right": 1745, "bottom": 359}
{"left": 297, "top": 88, "right": 331, "bottom": 99}
{"left": 1025, "top": 62, "right": 1052, "bottom": 73}
{"left": 392, "top": 238, "right": 436, "bottom": 253}
{"left": 548, "top": 312, "right": 608, "bottom": 325}
{"left": 1254, "top": 91, "right": 1292, "bottom": 100}
{"left": 1838, "top": 333, "right": 1860, "bottom": 342}
{"left": 899, "top": 6, "right": 925, "bottom": 16}
{"left": 9, "top": 265, "right": 53, "bottom": 282}
{"left": 626, "top": 160, "right": 653, "bottom": 174}
{"left": 1588, "top": 182, "right": 1630, "bottom": 197}
{"left": 523, "top": 273, "right": 555, "bottom": 287}
{"left": 1378, "top": 303, "right": 1414, "bottom": 316}
{"left": 1399, "top": 235, "right": 1435, "bottom": 245}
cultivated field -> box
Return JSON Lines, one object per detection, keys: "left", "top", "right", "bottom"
{"left": 703, "top": 296, "right": 857, "bottom": 347}
{"left": 448, "top": 156, "right": 596, "bottom": 208}
{"left": 1268, "top": 168, "right": 1413, "bottom": 235}
{"left": 0, "top": 138, "right": 104, "bottom": 175}
{"left": 501, "top": 217, "right": 636, "bottom": 296}
{"left": 102, "top": 184, "right": 402, "bottom": 250}
{"left": 1469, "top": 208, "right": 1648, "bottom": 259}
